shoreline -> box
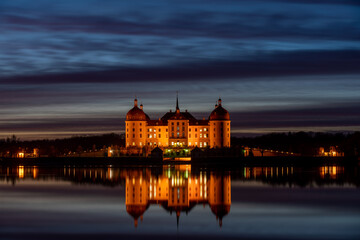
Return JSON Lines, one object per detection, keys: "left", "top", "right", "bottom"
{"left": 0, "top": 156, "right": 358, "bottom": 167}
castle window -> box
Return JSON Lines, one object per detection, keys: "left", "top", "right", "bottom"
{"left": 140, "top": 134, "right": 142, "bottom": 138}
{"left": 204, "top": 128, "right": 207, "bottom": 131}
{"left": 200, "top": 129, "right": 202, "bottom": 132}
{"left": 171, "top": 142, "right": 174, "bottom": 145}
{"left": 195, "top": 134, "right": 197, "bottom": 138}
{"left": 150, "top": 135, "right": 152, "bottom": 138}
{"left": 189, "top": 128, "right": 191, "bottom": 132}
{"left": 189, "top": 142, "right": 191, "bottom": 146}
{"left": 127, "top": 123, "right": 128, "bottom": 126}
{"left": 154, "top": 134, "right": 156, "bottom": 138}
{"left": 189, "top": 134, "right": 191, "bottom": 138}
{"left": 195, "top": 128, "right": 197, "bottom": 132}
{"left": 159, "top": 128, "right": 161, "bottom": 132}
{"left": 227, "top": 128, "right": 229, "bottom": 131}
{"left": 159, "top": 134, "right": 161, "bottom": 138}
{"left": 195, "top": 142, "right": 198, "bottom": 146}
{"left": 166, "top": 129, "right": 168, "bottom": 132}
{"left": 132, "top": 128, "right": 135, "bottom": 131}
{"left": 133, "top": 134, "right": 135, "bottom": 138}
{"left": 140, "top": 142, "right": 142, "bottom": 146}
{"left": 172, "top": 122, "right": 174, "bottom": 125}
{"left": 171, "top": 127, "right": 174, "bottom": 131}
{"left": 132, "top": 142, "right": 135, "bottom": 146}
{"left": 204, "top": 134, "right": 207, "bottom": 138}
{"left": 148, "top": 134, "right": 149, "bottom": 138}
{"left": 227, "top": 123, "right": 229, "bottom": 125}
{"left": 154, "top": 129, "right": 156, "bottom": 132}
{"left": 177, "top": 122, "right": 179, "bottom": 126}
{"left": 177, "top": 132, "right": 179, "bottom": 137}
{"left": 177, "top": 126, "right": 179, "bottom": 131}
{"left": 172, "top": 133, "right": 174, "bottom": 137}
{"left": 182, "top": 127, "right": 185, "bottom": 131}
{"left": 140, "top": 123, "right": 142, "bottom": 126}
{"left": 182, "top": 132, "right": 185, "bottom": 137}
{"left": 126, "top": 128, "right": 128, "bottom": 132}
{"left": 150, "top": 128, "right": 152, "bottom": 132}
{"left": 200, "top": 142, "right": 203, "bottom": 148}
{"left": 204, "top": 142, "right": 207, "bottom": 147}
{"left": 182, "top": 122, "right": 184, "bottom": 125}
{"left": 200, "top": 133, "right": 202, "bottom": 138}
{"left": 127, "top": 134, "right": 128, "bottom": 138}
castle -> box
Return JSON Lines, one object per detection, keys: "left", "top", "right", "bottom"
{"left": 125, "top": 96, "right": 230, "bottom": 149}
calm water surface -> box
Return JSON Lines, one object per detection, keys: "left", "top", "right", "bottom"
{"left": 0, "top": 164, "right": 360, "bottom": 240}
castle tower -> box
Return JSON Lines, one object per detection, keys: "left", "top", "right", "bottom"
{"left": 125, "top": 98, "right": 149, "bottom": 148}
{"left": 209, "top": 98, "right": 231, "bottom": 148}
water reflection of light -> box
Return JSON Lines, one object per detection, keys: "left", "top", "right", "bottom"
{"left": 320, "top": 166, "right": 343, "bottom": 179}
{"left": 32, "top": 167, "right": 38, "bottom": 179}
{"left": 18, "top": 166, "right": 24, "bottom": 179}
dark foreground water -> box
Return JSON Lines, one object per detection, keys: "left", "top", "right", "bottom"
{"left": 0, "top": 164, "right": 360, "bottom": 240}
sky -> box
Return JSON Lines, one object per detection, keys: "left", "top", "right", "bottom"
{"left": 0, "top": 0, "right": 360, "bottom": 140}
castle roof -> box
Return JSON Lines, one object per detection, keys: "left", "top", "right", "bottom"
{"left": 126, "top": 99, "right": 150, "bottom": 121}
{"left": 209, "top": 99, "right": 230, "bottom": 120}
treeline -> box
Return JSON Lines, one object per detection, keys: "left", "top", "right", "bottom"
{"left": 231, "top": 132, "right": 360, "bottom": 157}
{"left": 0, "top": 133, "right": 125, "bottom": 157}
{"left": 1, "top": 132, "right": 360, "bottom": 157}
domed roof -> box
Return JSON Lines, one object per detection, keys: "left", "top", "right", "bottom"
{"left": 126, "top": 99, "right": 150, "bottom": 121}
{"left": 209, "top": 99, "right": 230, "bottom": 120}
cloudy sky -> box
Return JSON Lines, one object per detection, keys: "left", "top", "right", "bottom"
{"left": 0, "top": 0, "right": 359, "bottom": 140}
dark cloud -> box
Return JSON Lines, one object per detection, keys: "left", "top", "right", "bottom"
{"left": 1, "top": 50, "right": 359, "bottom": 84}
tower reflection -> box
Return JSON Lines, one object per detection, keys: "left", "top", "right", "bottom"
{"left": 124, "top": 165, "right": 231, "bottom": 227}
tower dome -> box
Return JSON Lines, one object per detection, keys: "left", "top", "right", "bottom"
{"left": 209, "top": 98, "right": 230, "bottom": 120}
{"left": 126, "top": 99, "right": 150, "bottom": 121}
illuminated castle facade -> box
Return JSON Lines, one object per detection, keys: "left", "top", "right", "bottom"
{"left": 125, "top": 96, "right": 230, "bottom": 149}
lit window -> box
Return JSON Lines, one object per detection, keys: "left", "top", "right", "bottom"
{"left": 140, "top": 142, "right": 142, "bottom": 146}
{"left": 200, "top": 129, "right": 202, "bottom": 132}
{"left": 150, "top": 135, "right": 152, "bottom": 138}
{"left": 200, "top": 133, "right": 202, "bottom": 138}
{"left": 132, "top": 142, "right": 135, "bottom": 146}
{"left": 204, "top": 142, "right": 207, "bottom": 147}
{"left": 154, "top": 134, "right": 156, "bottom": 138}
{"left": 195, "top": 142, "right": 198, "bottom": 146}
{"left": 204, "top": 128, "right": 207, "bottom": 131}
{"left": 200, "top": 142, "right": 203, "bottom": 147}
{"left": 154, "top": 129, "right": 156, "bottom": 132}
{"left": 150, "top": 128, "right": 152, "bottom": 132}
{"left": 171, "top": 142, "right": 174, "bottom": 145}
{"left": 189, "top": 142, "right": 191, "bottom": 146}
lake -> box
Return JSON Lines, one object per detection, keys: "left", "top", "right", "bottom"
{"left": 0, "top": 164, "right": 360, "bottom": 239}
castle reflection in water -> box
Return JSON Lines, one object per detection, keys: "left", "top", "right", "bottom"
{"left": 1, "top": 164, "right": 358, "bottom": 228}
{"left": 125, "top": 166, "right": 230, "bottom": 227}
